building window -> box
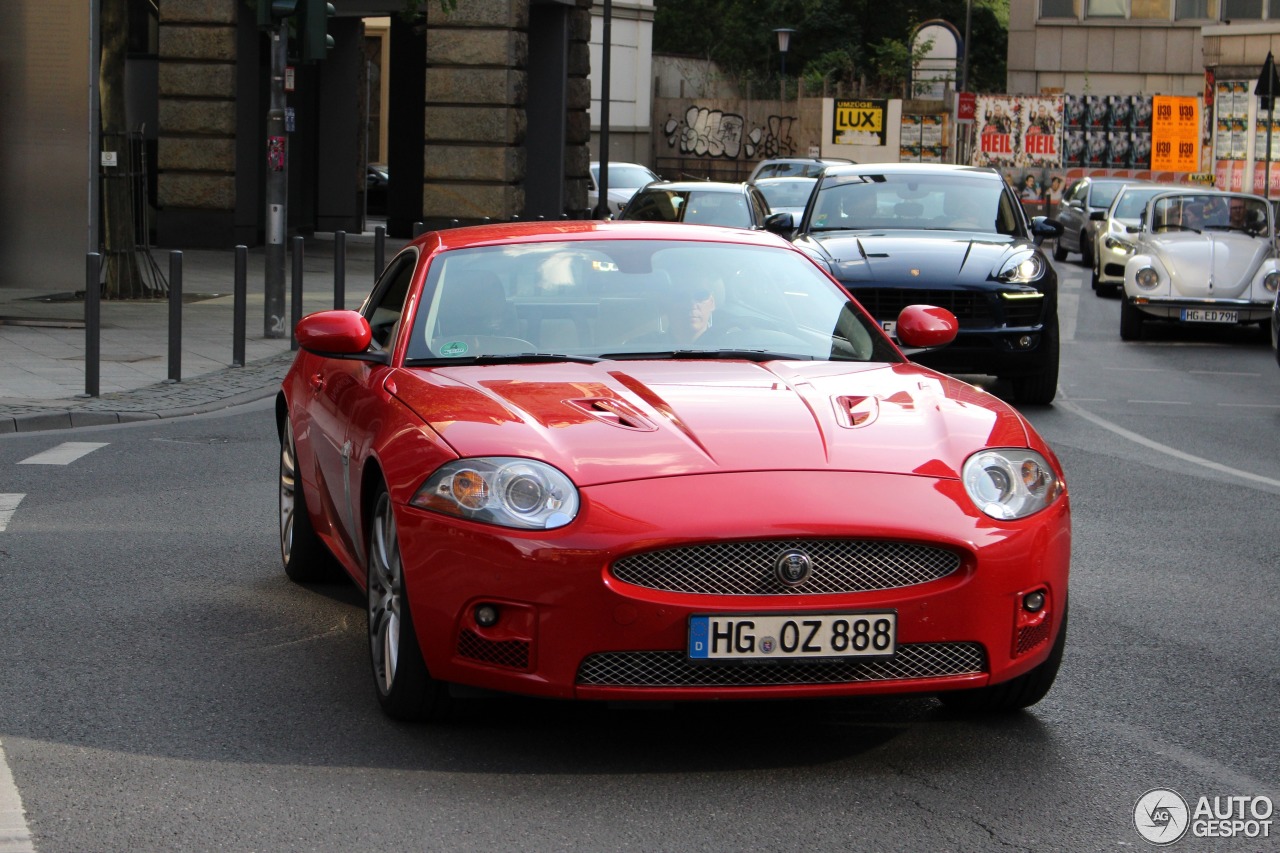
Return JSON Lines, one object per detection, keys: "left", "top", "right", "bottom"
{"left": 1175, "top": 0, "right": 1217, "bottom": 18}
{"left": 1131, "top": 0, "right": 1172, "bottom": 17}
{"left": 1221, "top": 0, "right": 1264, "bottom": 17}
{"left": 1087, "top": 0, "right": 1127, "bottom": 15}
{"left": 1041, "top": 0, "right": 1078, "bottom": 17}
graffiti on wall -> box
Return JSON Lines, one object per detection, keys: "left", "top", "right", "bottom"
{"left": 663, "top": 106, "right": 797, "bottom": 160}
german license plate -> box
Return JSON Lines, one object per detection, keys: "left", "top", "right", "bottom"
{"left": 1181, "top": 308, "right": 1238, "bottom": 323}
{"left": 688, "top": 612, "right": 897, "bottom": 662}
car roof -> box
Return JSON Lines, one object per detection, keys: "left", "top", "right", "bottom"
{"left": 416, "top": 219, "right": 793, "bottom": 253}
{"left": 817, "top": 163, "right": 1003, "bottom": 179}
{"left": 635, "top": 180, "right": 751, "bottom": 192}
{"left": 753, "top": 175, "right": 818, "bottom": 183}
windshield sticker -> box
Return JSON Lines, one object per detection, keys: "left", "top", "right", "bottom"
{"left": 439, "top": 341, "right": 469, "bottom": 357}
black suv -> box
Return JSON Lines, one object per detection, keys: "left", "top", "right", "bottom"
{"left": 791, "top": 163, "right": 1064, "bottom": 405}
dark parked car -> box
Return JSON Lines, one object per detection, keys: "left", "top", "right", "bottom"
{"left": 619, "top": 180, "right": 789, "bottom": 232}
{"left": 1053, "top": 176, "right": 1132, "bottom": 266}
{"left": 791, "top": 163, "right": 1064, "bottom": 405}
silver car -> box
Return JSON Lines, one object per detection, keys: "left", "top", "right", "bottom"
{"left": 1122, "top": 190, "right": 1280, "bottom": 340}
{"left": 1053, "top": 176, "right": 1132, "bottom": 267}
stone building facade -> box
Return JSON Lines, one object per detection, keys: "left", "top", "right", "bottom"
{"left": 153, "top": 0, "right": 593, "bottom": 247}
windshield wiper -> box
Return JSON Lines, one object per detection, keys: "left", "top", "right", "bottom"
{"left": 600, "top": 349, "right": 814, "bottom": 362}
{"left": 405, "top": 352, "right": 602, "bottom": 366}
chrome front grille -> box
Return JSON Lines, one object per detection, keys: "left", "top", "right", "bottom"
{"left": 577, "top": 643, "right": 987, "bottom": 687}
{"left": 611, "top": 540, "right": 961, "bottom": 595}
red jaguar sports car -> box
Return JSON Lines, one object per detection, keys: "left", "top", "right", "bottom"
{"left": 277, "top": 220, "right": 1070, "bottom": 721}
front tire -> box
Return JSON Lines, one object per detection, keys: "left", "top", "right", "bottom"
{"left": 939, "top": 606, "right": 1067, "bottom": 714}
{"left": 1010, "top": 314, "right": 1059, "bottom": 406}
{"left": 1053, "top": 239, "right": 1068, "bottom": 262}
{"left": 367, "top": 485, "right": 449, "bottom": 721}
{"left": 1079, "top": 231, "right": 1093, "bottom": 268}
{"left": 1120, "top": 298, "right": 1145, "bottom": 340}
{"left": 279, "top": 415, "right": 334, "bottom": 583}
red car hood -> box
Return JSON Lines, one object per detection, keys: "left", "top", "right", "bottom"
{"left": 388, "top": 360, "right": 1030, "bottom": 487}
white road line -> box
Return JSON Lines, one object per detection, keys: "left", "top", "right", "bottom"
{"left": 17, "top": 442, "right": 108, "bottom": 466}
{"left": 1127, "top": 399, "right": 1191, "bottom": 405}
{"left": 0, "top": 495, "right": 23, "bottom": 534}
{"left": 0, "top": 740, "right": 34, "bottom": 853}
{"left": 1218, "top": 402, "right": 1280, "bottom": 409}
{"left": 1057, "top": 397, "right": 1280, "bottom": 490}
{"left": 1189, "top": 370, "right": 1259, "bottom": 377}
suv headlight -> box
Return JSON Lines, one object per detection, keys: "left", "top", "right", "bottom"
{"left": 411, "top": 457, "right": 580, "bottom": 529}
{"left": 962, "top": 449, "right": 1063, "bottom": 520}
{"left": 997, "top": 251, "right": 1046, "bottom": 283}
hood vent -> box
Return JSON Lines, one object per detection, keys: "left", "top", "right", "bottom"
{"left": 566, "top": 397, "right": 657, "bottom": 431}
{"left": 833, "top": 395, "right": 880, "bottom": 428}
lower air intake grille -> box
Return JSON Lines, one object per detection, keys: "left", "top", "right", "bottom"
{"left": 458, "top": 630, "right": 531, "bottom": 670}
{"left": 576, "top": 643, "right": 986, "bottom": 687}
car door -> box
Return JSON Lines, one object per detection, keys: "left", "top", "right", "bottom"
{"left": 307, "top": 249, "right": 419, "bottom": 562}
{"left": 1058, "top": 180, "right": 1087, "bottom": 251}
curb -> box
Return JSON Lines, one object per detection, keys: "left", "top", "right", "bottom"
{"left": 0, "top": 353, "right": 293, "bottom": 435}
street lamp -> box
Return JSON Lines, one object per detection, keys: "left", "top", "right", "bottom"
{"left": 773, "top": 28, "right": 796, "bottom": 77}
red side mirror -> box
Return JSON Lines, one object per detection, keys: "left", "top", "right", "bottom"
{"left": 896, "top": 305, "right": 958, "bottom": 349}
{"left": 295, "top": 310, "right": 373, "bottom": 355}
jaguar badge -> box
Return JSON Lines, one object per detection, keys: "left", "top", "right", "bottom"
{"left": 775, "top": 549, "right": 813, "bottom": 587}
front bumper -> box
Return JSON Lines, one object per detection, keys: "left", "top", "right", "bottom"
{"left": 1127, "top": 295, "right": 1274, "bottom": 323}
{"left": 396, "top": 470, "right": 1071, "bottom": 702}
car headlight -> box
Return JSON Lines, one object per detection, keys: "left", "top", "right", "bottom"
{"left": 1134, "top": 267, "right": 1159, "bottom": 289}
{"left": 1265, "top": 271, "right": 1280, "bottom": 293}
{"left": 1104, "top": 236, "right": 1136, "bottom": 254}
{"left": 411, "top": 457, "right": 579, "bottom": 529}
{"left": 996, "top": 251, "right": 1046, "bottom": 283}
{"left": 962, "top": 449, "right": 1063, "bottom": 520}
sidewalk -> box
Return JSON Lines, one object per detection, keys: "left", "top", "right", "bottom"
{"left": 0, "top": 230, "right": 407, "bottom": 433}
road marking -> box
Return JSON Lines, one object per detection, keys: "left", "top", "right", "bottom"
{"left": 1127, "top": 399, "right": 1191, "bottom": 405}
{"left": 0, "top": 495, "right": 22, "bottom": 533}
{"left": 0, "top": 739, "right": 35, "bottom": 853}
{"left": 1219, "top": 402, "right": 1280, "bottom": 409}
{"left": 1190, "top": 370, "right": 1260, "bottom": 377}
{"left": 1057, "top": 397, "right": 1280, "bottom": 490}
{"left": 17, "top": 442, "right": 108, "bottom": 466}
{"left": 1103, "top": 721, "right": 1279, "bottom": 803}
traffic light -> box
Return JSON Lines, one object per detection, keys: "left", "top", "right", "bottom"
{"left": 256, "top": 0, "right": 298, "bottom": 27}
{"left": 299, "top": 0, "right": 336, "bottom": 62}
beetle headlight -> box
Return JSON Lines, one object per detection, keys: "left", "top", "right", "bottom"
{"left": 1265, "top": 271, "right": 1280, "bottom": 293}
{"left": 997, "top": 251, "right": 1046, "bottom": 283}
{"left": 962, "top": 449, "right": 1062, "bottom": 520}
{"left": 411, "top": 457, "right": 579, "bottom": 529}
{"left": 1134, "top": 267, "right": 1159, "bottom": 289}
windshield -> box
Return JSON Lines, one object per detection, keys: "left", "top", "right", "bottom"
{"left": 1090, "top": 181, "right": 1127, "bottom": 209}
{"left": 1112, "top": 187, "right": 1166, "bottom": 219}
{"left": 808, "top": 172, "right": 1022, "bottom": 235}
{"left": 404, "top": 240, "right": 898, "bottom": 364}
{"left": 621, "top": 189, "right": 753, "bottom": 227}
{"left": 1149, "top": 193, "right": 1270, "bottom": 235}
{"left": 757, "top": 179, "right": 817, "bottom": 210}
{"left": 592, "top": 164, "right": 659, "bottom": 189}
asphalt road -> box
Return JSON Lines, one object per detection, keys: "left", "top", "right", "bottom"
{"left": 0, "top": 258, "right": 1277, "bottom": 852}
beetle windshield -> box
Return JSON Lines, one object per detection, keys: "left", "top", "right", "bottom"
{"left": 404, "top": 239, "right": 900, "bottom": 364}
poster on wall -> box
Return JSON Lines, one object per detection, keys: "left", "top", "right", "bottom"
{"left": 1062, "top": 94, "right": 1153, "bottom": 169}
{"left": 973, "top": 95, "right": 1020, "bottom": 167}
{"left": 1151, "top": 95, "right": 1200, "bottom": 172}
{"left": 1019, "top": 97, "right": 1063, "bottom": 166}
{"left": 833, "top": 99, "right": 887, "bottom": 146}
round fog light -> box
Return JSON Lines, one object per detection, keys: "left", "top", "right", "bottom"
{"left": 1023, "top": 591, "right": 1046, "bottom": 613}
{"left": 475, "top": 604, "right": 500, "bottom": 627}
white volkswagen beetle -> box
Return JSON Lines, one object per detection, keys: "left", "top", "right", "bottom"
{"left": 1121, "top": 190, "right": 1280, "bottom": 340}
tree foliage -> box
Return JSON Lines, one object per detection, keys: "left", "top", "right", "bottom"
{"left": 653, "top": 0, "right": 1007, "bottom": 96}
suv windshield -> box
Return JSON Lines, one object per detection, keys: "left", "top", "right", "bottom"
{"left": 808, "top": 172, "right": 1023, "bottom": 235}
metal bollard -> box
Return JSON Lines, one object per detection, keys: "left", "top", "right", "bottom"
{"left": 83, "top": 252, "right": 101, "bottom": 398}
{"left": 232, "top": 245, "right": 247, "bottom": 367}
{"left": 290, "top": 236, "right": 304, "bottom": 351}
{"left": 450, "top": 219, "right": 459, "bottom": 229}
{"left": 413, "top": 221, "right": 425, "bottom": 237}
{"left": 375, "top": 226, "right": 385, "bottom": 279}
{"left": 334, "top": 230, "right": 346, "bottom": 309}
{"left": 168, "top": 250, "right": 183, "bottom": 383}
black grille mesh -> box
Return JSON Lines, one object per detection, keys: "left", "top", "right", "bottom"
{"left": 457, "top": 630, "right": 531, "bottom": 670}
{"left": 577, "top": 643, "right": 987, "bottom": 687}
{"left": 611, "top": 540, "right": 961, "bottom": 595}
